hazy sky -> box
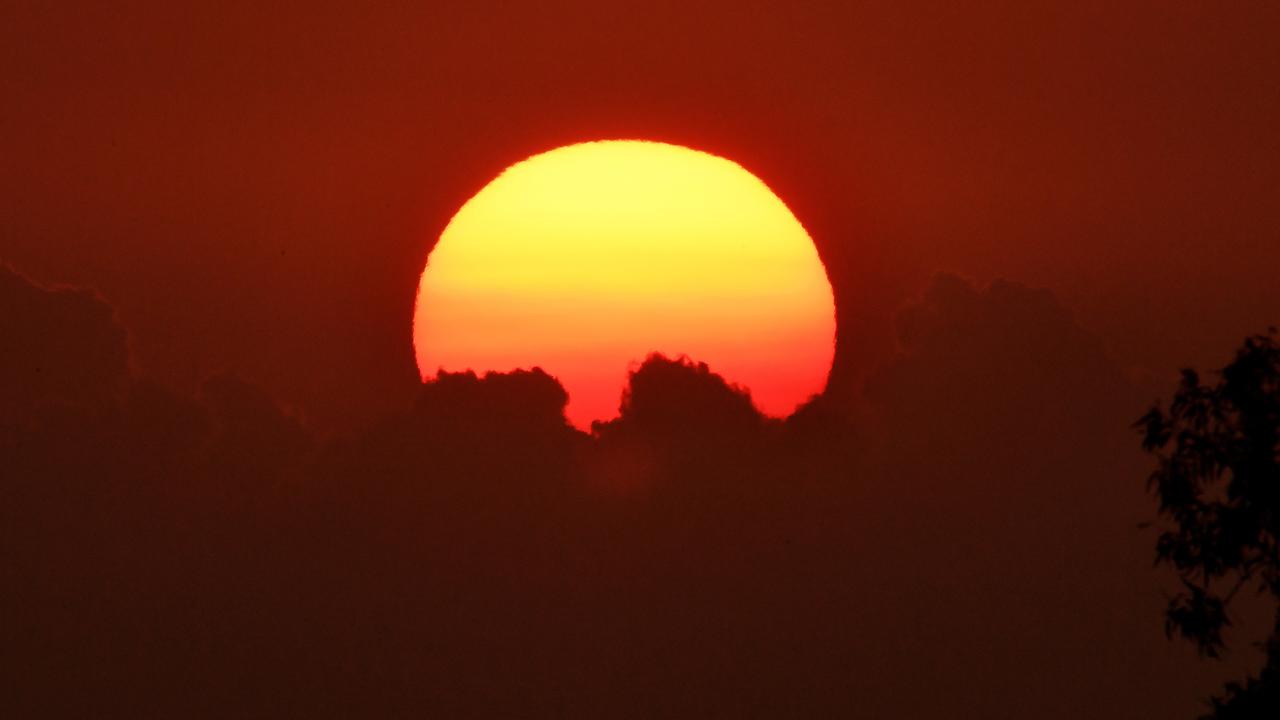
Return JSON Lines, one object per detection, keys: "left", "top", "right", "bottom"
{"left": 4, "top": 5, "right": 1279, "bottom": 715}
{"left": 4, "top": 2, "right": 1277, "bottom": 425}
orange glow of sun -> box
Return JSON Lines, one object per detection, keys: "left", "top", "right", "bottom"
{"left": 413, "top": 140, "right": 835, "bottom": 429}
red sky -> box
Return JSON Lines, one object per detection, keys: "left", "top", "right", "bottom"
{"left": 4, "top": 4, "right": 1280, "bottom": 716}
{"left": 3, "top": 1, "right": 1278, "bottom": 426}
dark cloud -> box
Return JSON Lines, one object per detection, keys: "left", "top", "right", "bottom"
{"left": 0, "top": 267, "right": 1251, "bottom": 718}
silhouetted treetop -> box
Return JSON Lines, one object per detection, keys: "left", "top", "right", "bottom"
{"left": 3, "top": 261, "right": 1240, "bottom": 718}
{"left": 0, "top": 265, "right": 129, "bottom": 420}
{"left": 1138, "top": 330, "right": 1280, "bottom": 717}
{"left": 599, "top": 353, "right": 763, "bottom": 437}
{"left": 416, "top": 367, "right": 571, "bottom": 432}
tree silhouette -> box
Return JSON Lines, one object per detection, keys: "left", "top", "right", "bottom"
{"left": 1137, "top": 331, "right": 1280, "bottom": 718}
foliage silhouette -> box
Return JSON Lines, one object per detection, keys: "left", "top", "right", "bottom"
{"left": 1138, "top": 330, "right": 1280, "bottom": 717}
{"left": 592, "top": 354, "right": 775, "bottom": 483}
{"left": 0, "top": 264, "right": 129, "bottom": 427}
{"left": 1, "top": 267, "right": 1228, "bottom": 718}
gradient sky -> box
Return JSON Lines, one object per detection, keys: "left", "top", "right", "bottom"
{"left": 3, "top": 2, "right": 1277, "bottom": 427}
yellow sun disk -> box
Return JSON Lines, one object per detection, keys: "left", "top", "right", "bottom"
{"left": 414, "top": 140, "right": 835, "bottom": 429}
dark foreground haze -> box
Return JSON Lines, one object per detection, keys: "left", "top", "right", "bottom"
{"left": 3, "top": 264, "right": 1270, "bottom": 718}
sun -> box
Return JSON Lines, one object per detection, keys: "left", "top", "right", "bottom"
{"left": 414, "top": 140, "right": 835, "bottom": 429}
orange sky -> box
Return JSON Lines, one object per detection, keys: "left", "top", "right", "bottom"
{"left": 1, "top": 2, "right": 1276, "bottom": 430}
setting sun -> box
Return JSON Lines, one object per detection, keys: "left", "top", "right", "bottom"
{"left": 413, "top": 140, "right": 835, "bottom": 428}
